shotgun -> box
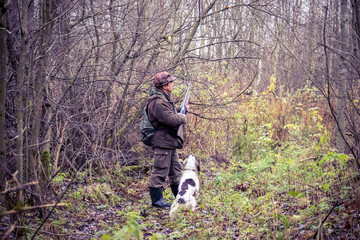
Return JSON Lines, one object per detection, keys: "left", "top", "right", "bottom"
{"left": 177, "top": 81, "right": 191, "bottom": 148}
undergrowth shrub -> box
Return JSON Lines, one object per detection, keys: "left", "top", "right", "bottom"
{"left": 100, "top": 211, "right": 143, "bottom": 240}
{"left": 223, "top": 86, "right": 358, "bottom": 238}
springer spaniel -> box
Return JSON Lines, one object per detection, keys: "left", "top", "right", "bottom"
{"left": 169, "top": 155, "right": 200, "bottom": 218}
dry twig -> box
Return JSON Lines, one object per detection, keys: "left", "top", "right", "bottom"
{"left": 1, "top": 223, "right": 15, "bottom": 240}
{"left": 0, "top": 181, "right": 39, "bottom": 195}
{"left": 0, "top": 203, "right": 65, "bottom": 217}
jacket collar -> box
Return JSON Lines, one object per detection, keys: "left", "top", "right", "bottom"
{"left": 150, "top": 88, "right": 172, "bottom": 102}
{"left": 150, "top": 88, "right": 176, "bottom": 113}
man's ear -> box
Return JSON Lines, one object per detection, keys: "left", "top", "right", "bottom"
{"left": 182, "top": 157, "right": 188, "bottom": 167}
{"left": 161, "top": 83, "right": 169, "bottom": 90}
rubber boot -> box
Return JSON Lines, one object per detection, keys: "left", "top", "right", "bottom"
{"left": 149, "top": 187, "right": 171, "bottom": 208}
{"left": 170, "top": 184, "right": 179, "bottom": 197}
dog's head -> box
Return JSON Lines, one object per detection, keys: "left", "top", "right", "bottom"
{"left": 183, "top": 155, "right": 200, "bottom": 172}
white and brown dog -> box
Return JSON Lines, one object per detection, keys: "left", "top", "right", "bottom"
{"left": 169, "top": 155, "right": 200, "bottom": 218}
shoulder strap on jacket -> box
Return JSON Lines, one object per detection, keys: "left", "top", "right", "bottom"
{"left": 146, "top": 96, "right": 162, "bottom": 128}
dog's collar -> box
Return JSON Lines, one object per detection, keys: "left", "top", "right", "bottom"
{"left": 184, "top": 168, "right": 196, "bottom": 172}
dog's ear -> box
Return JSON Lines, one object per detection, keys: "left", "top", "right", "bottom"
{"left": 196, "top": 157, "right": 200, "bottom": 172}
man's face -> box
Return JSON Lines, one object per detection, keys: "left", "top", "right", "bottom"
{"left": 162, "top": 81, "right": 174, "bottom": 93}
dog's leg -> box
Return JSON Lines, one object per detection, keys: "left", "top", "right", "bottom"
{"left": 170, "top": 201, "right": 181, "bottom": 218}
{"left": 188, "top": 196, "right": 197, "bottom": 211}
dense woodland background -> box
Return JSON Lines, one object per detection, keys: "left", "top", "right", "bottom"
{"left": 0, "top": 0, "right": 360, "bottom": 239}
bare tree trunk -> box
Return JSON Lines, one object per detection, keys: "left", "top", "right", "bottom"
{"left": 14, "top": 0, "right": 31, "bottom": 235}
{"left": 351, "top": 0, "right": 360, "bottom": 58}
{"left": 336, "top": 0, "right": 348, "bottom": 153}
{"left": 52, "top": 0, "right": 71, "bottom": 174}
{"left": 0, "top": 1, "right": 8, "bottom": 186}
{"left": 105, "top": 0, "right": 119, "bottom": 150}
{"left": 286, "top": 0, "right": 302, "bottom": 93}
{"left": 17, "top": 0, "right": 30, "bottom": 195}
{"left": 214, "top": 2, "right": 222, "bottom": 74}
{"left": 28, "top": 0, "right": 55, "bottom": 208}
{"left": 270, "top": 1, "right": 281, "bottom": 93}
{"left": 308, "top": 0, "right": 317, "bottom": 86}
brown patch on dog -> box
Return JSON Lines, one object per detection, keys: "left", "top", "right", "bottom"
{"left": 178, "top": 198, "right": 185, "bottom": 204}
{"left": 179, "top": 179, "right": 196, "bottom": 196}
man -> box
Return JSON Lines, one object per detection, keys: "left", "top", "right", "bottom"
{"left": 146, "top": 71, "right": 189, "bottom": 208}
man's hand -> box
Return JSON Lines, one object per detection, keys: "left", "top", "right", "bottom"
{"left": 178, "top": 113, "right": 186, "bottom": 122}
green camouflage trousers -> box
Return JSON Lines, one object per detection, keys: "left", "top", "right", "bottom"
{"left": 149, "top": 148, "right": 182, "bottom": 188}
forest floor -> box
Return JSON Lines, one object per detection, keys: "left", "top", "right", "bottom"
{"left": 1, "top": 152, "right": 359, "bottom": 240}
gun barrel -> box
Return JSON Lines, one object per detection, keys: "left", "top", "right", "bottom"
{"left": 179, "top": 81, "right": 191, "bottom": 114}
{"left": 176, "top": 81, "right": 191, "bottom": 148}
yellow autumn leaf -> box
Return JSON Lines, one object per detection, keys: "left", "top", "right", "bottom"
{"left": 268, "top": 75, "right": 276, "bottom": 92}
